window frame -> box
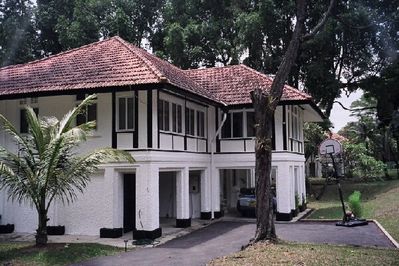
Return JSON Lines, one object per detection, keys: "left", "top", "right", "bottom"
{"left": 76, "top": 94, "right": 98, "bottom": 130}
{"left": 221, "top": 109, "right": 256, "bottom": 139}
{"left": 117, "top": 95, "right": 135, "bottom": 132}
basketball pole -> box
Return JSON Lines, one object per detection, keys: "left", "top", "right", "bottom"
{"left": 329, "top": 153, "right": 347, "bottom": 222}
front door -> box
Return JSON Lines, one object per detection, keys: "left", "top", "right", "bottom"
{"left": 123, "top": 174, "right": 136, "bottom": 233}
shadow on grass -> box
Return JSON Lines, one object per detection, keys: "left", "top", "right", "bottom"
{"left": 307, "top": 206, "right": 343, "bottom": 219}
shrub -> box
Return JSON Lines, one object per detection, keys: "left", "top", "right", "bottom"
{"left": 295, "top": 193, "right": 300, "bottom": 209}
{"left": 343, "top": 142, "right": 386, "bottom": 179}
{"left": 348, "top": 191, "right": 362, "bottom": 218}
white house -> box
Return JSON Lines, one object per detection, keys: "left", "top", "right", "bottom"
{"left": 0, "top": 37, "right": 323, "bottom": 239}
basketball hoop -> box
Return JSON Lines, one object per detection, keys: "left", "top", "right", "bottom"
{"left": 319, "top": 138, "right": 342, "bottom": 156}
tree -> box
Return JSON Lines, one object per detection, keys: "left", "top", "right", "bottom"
{"left": 0, "top": 95, "right": 134, "bottom": 246}
{"left": 251, "top": 0, "right": 336, "bottom": 242}
{"left": 0, "top": 0, "right": 37, "bottom": 66}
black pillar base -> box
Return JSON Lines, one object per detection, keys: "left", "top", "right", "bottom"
{"left": 214, "top": 211, "right": 224, "bottom": 219}
{"left": 200, "top": 212, "right": 212, "bottom": 220}
{"left": 176, "top": 218, "right": 191, "bottom": 228}
{"left": 133, "top": 228, "right": 162, "bottom": 240}
{"left": 291, "top": 209, "right": 299, "bottom": 217}
{"left": 276, "top": 212, "right": 293, "bottom": 221}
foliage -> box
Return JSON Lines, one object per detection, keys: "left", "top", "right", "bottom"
{"left": 348, "top": 190, "right": 362, "bottom": 218}
{"left": 342, "top": 142, "right": 386, "bottom": 179}
{"left": 0, "top": 95, "right": 134, "bottom": 245}
{"left": 1, "top": 0, "right": 398, "bottom": 119}
{"left": 295, "top": 193, "right": 300, "bottom": 209}
{"left": 304, "top": 122, "right": 326, "bottom": 160}
{"left": 0, "top": 243, "right": 122, "bottom": 266}
{"left": 0, "top": 0, "right": 38, "bottom": 66}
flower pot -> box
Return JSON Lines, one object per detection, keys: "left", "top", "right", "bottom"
{"left": 47, "top": 225, "right": 65, "bottom": 235}
{"left": 0, "top": 224, "right": 14, "bottom": 234}
{"left": 100, "top": 228, "right": 123, "bottom": 238}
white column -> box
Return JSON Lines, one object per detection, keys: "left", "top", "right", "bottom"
{"left": 135, "top": 164, "right": 159, "bottom": 231}
{"left": 211, "top": 167, "right": 221, "bottom": 217}
{"left": 176, "top": 167, "right": 190, "bottom": 220}
{"left": 112, "top": 171, "right": 124, "bottom": 228}
{"left": 276, "top": 163, "right": 291, "bottom": 214}
{"left": 200, "top": 168, "right": 211, "bottom": 213}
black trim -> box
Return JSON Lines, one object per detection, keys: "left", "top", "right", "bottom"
{"left": 163, "top": 84, "right": 220, "bottom": 107}
{"left": 47, "top": 226, "right": 65, "bottom": 235}
{"left": 176, "top": 218, "right": 191, "bottom": 228}
{"left": 133, "top": 228, "right": 162, "bottom": 240}
{"left": 282, "top": 105, "right": 287, "bottom": 150}
{"left": 161, "top": 87, "right": 210, "bottom": 108}
{"left": 157, "top": 90, "right": 160, "bottom": 149}
{"left": 123, "top": 148, "right": 210, "bottom": 154}
{"left": 206, "top": 109, "right": 209, "bottom": 153}
{"left": 272, "top": 114, "right": 276, "bottom": 150}
{"left": 291, "top": 209, "right": 299, "bottom": 217}
{"left": 276, "top": 212, "right": 293, "bottom": 221}
{"left": 0, "top": 224, "right": 14, "bottom": 234}
{"left": 0, "top": 84, "right": 163, "bottom": 101}
{"left": 112, "top": 92, "right": 117, "bottom": 148}
{"left": 184, "top": 99, "right": 187, "bottom": 150}
{"left": 100, "top": 228, "right": 123, "bottom": 238}
{"left": 147, "top": 90, "right": 153, "bottom": 148}
{"left": 214, "top": 211, "right": 224, "bottom": 219}
{"left": 200, "top": 212, "right": 212, "bottom": 220}
{"left": 215, "top": 108, "right": 220, "bottom": 153}
{"left": 244, "top": 139, "right": 247, "bottom": 152}
{"left": 133, "top": 90, "right": 139, "bottom": 148}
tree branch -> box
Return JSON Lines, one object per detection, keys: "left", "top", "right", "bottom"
{"left": 302, "top": 0, "right": 337, "bottom": 41}
{"left": 334, "top": 100, "right": 376, "bottom": 111}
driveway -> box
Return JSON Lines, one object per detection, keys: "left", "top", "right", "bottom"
{"left": 77, "top": 221, "right": 395, "bottom": 266}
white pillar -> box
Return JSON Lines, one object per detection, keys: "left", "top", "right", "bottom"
{"left": 176, "top": 167, "right": 190, "bottom": 221}
{"left": 135, "top": 164, "right": 160, "bottom": 233}
{"left": 200, "top": 168, "right": 211, "bottom": 215}
{"left": 211, "top": 167, "right": 221, "bottom": 218}
{"left": 276, "top": 163, "right": 292, "bottom": 220}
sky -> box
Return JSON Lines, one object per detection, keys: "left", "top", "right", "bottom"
{"left": 329, "top": 89, "right": 363, "bottom": 132}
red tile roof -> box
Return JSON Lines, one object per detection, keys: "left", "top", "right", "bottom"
{"left": 185, "top": 64, "right": 312, "bottom": 105}
{"left": 0, "top": 36, "right": 313, "bottom": 107}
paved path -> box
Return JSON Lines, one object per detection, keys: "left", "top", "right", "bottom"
{"left": 77, "top": 221, "right": 395, "bottom": 266}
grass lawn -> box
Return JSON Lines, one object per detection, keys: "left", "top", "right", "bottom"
{"left": 307, "top": 179, "right": 399, "bottom": 242}
{"left": 0, "top": 242, "right": 123, "bottom": 266}
{"left": 210, "top": 241, "right": 399, "bottom": 265}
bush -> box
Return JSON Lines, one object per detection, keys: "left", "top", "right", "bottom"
{"left": 343, "top": 142, "right": 386, "bottom": 179}
{"left": 348, "top": 191, "right": 362, "bottom": 218}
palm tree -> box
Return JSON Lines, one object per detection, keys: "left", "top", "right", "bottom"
{"left": 0, "top": 94, "right": 134, "bottom": 246}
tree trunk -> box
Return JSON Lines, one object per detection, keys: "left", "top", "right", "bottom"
{"left": 36, "top": 205, "right": 48, "bottom": 246}
{"left": 251, "top": 89, "right": 276, "bottom": 241}
{"left": 250, "top": 0, "right": 336, "bottom": 243}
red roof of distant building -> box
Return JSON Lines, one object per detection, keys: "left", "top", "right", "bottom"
{"left": 0, "top": 36, "right": 315, "bottom": 107}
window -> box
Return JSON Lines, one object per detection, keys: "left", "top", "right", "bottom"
{"left": 20, "top": 108, "right": 38, "bottom": 133}
{"left": 159, "top": 100, "right": 183, "bottom": 134}
{"left": 221, "top": 111, "right": 252, "bottom": 138}
{"left": 118, "top": 96, "right": 134, "bottom": 131}
{"left": 172, "top": 103, "right": 182, "bottom": 133}
{"left": 197, "top": 111, "right": 205, "bottom": 137}
{"left": 246, "top": 112, "right": 255, "bottom": 137}
{"left": 185, "top": 107, "right": 195, "bottom": 136}
{"left": 76, "top": 94, "right": 97, "bottom": 128}
{"left": 158, "top": 100, "right": 170, "bottom": 131}
{"left": 288, "top": 106, "right": 303, "bottom": 153}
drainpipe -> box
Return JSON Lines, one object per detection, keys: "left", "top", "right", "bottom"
{"left": 210, "top": 107, "right": 227, "bottom": 219}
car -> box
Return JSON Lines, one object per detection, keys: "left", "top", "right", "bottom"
{"left": 236, "top": 187, "right": 277, "bottom": 217}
